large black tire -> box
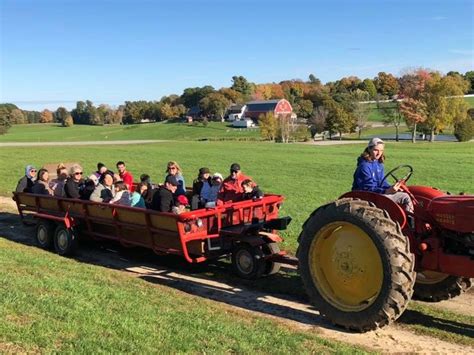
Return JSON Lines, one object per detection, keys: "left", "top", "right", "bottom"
{"left": 414, "top": 272, "right": 472, "bottom": 302}
{"left": 297, "top": 198, "right": 415, "bottom": 332}
{"left": 35, "top": 220, "right": 56, "bottom": 249}
{"left": 53, "top": 225, "right": 78, "bottom": 256}
{"left": 231, "top": 244, "right": 266, "bottom": 280}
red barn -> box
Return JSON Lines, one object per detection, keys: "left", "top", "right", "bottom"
{"left": 244, "top": 99, "right": 293, "bottom": 122}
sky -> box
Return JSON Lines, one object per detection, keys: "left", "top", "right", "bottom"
{"left": 1, "top": 0, "right": 473, "bottom": 111}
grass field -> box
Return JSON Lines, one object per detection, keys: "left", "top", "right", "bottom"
{"left": 1, "top": 141, "right": 472, "bottom": 252}
{"left": 0, "top": 122, "right": 261, "bottom": 142}
{"left": 0, "top": 238, "right": 366, "bottom": 353}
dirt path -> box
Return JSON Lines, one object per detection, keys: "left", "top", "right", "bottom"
{"left": 0, "top": 196, "right": 472, "bottom": 353}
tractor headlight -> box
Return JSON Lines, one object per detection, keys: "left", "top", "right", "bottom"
{"left": 196, "top": 218, "right": 203, "bottom": 228}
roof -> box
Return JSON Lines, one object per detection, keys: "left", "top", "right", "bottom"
{"left": 245, "top": 100, "right": 280, "bottom": 112}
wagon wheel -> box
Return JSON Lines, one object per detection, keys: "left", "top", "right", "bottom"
{"left": 54, "top": 225, "right": 78, "bottom": 256}
{"left": 231, "top": 243, "right": 266, "bottom": 280}
{"left": 297, "top": 198, "right": 415, "bottom": 332}
{"left": 413, "top": 270, "right": 472, "bottom": 302}
{"left": 35, "top": 219, "right": 56, "bottom": 249}
{"left": 262, "top": 242, "right": 281, "bottom": 276}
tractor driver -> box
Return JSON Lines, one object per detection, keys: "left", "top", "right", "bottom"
{"left": 352, "top": 138, "right": 414, "bottom": 214}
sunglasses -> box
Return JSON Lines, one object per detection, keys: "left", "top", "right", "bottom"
{"left": 230, "top": 170, "right": 239, "bottom": 173}
{"left": 74, "top": 172, "right": 83, "bottom": 175}
{"left": 30, "top": 169, "right": 37, "bottom": 173}
{"left": 169, "top": 167, "right": 177, "bottom": 170}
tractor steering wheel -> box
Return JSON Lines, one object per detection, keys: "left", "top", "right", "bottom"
{"left": 380, "top": 164, "right": 414, "bottom": 187}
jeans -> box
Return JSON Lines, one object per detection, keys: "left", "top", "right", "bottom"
{"left": 385, "top": 191, "right": 414, "bottom": 213}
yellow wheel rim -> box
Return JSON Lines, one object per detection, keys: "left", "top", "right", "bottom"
{"left": 309, "top": 222, "right": 383, "bottom": 312}
{"left": 416, "top": 271, "right": 449, "bottom": 285}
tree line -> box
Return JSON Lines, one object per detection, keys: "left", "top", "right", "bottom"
{"left": 1, "top": 70, "right": 473, "bottom": 141}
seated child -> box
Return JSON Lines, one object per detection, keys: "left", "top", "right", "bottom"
{"left": 241, "top": 179, "right": 264, "bottom": 200}
{"left": 172, "top": 194, "right": 189, "bottom": 215}
{"left": 110, "top": 181, "right": 131, "bottom": 206}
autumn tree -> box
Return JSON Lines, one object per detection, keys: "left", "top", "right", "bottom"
{"left": 308, "top": 74, "right": 321, "bottom": 85}
{"left": 219, "top": 88, "right": 243, "bottom": 104}
{"left": 10, "top": 109, "right": 26, "bottom": 124}
{"left": 362, "top": 79, "right": 377, "bottom": 99}
{"left": 464, "top": 71, "right": 474, "bottom": 94}
{"left": 63, "top": 115, "right": 74, "bottom": 127}
{"left": 0, "top": 107, "right": 12, "bottom": 134}
{"left": 40, "top": 109, "right": 54, "bottom": 123}
{"left": 324, "top": 98, "right": 355, "bottom": 139}
{"left": 309, "top": 106, "right": 328, "bottom": 138}
{"left": 181, "top": 86, "right": 215, "bottom": 108}
{"left": 199, "top": 93, "right": 231, "bottom": 121}
{"left": 258, "top": 112, "right": 277, "bottom": 141}
{"left": 353, "top": 102, "right": 370, "bottom": 138}
{"left": 55, "top": 107, "right": 69, "bottom": 125}
{"left": 380, "top": 100, "right": 403, "bottom": 141}
{"left": 400, "top": 98, "right": 427, "bottom": 143}
{"left": 295, "top": 99, "right": 313, "bottom": 118}
{"left": 374, "top": 72, "right": 399, "bottom": 98}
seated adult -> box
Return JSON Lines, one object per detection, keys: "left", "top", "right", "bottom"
{"left": 191, "top": 167, "right": 211, "bottom": 210}
{"left": 150, "top": 175, "right": 178, "bottom": 212}
{"left": 131, "top": 182, "right": 147, "bottom": 208}
{"left": 64, "top": 164, "right": 85, "bottom": 199}
{"left": 116, "top": 161, "right": 134, "bottom": 192}
{"left": 31, "top": 168, "right": 54, "bottom": 195}
{"left": 94, "top": 162, "right": 107, "bottom": 179}
{"left": 165, "top": 161, "right": 186, "bottom": 196}
{"left": 49, "top": 163, "right": 68, "bottom": 197}
{"left": 216, "top": 163, "right": 250, "bottom": 205}
{"left": 202, "top": 173, "right": 223, "bottom": 208}
{"left": 16, "top": 165, "right": 37, "bottom": 193}
{"left": 352, "top": 138, "right": 414, "bottom": 213}
{"left": 241, "top": 179, "right": 264, "bottom": 200}
{"left": 140, "top": 174, "right": 155, "bottom": 208}
{"left": 110, "top": 181, "right": 131, "bottom": 206}
{"left": 90, "top": 171, "right": 115, "bottom": 203}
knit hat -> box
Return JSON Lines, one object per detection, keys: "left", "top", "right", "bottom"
{"left": 212, "top": 172, "right": 223, "bottom": 181}
{"left": 165, "top": 174, "right": 178, "bottom": 186}
{"left": 177, "top": 195, "right": 189, "bottom": 205}
{"left": 199, "top": 167, "right": 210, "bottom": 175}
{"left": 230, "top": 163, "right": 240, "bottom": 172}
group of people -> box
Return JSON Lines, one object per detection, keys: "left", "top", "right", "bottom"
{"left": 15, "top": 160, "right": 264, "bottom": 215}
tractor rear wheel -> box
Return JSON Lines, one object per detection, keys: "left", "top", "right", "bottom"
{"left": 297, "top": 198, "right": 415, "bottom": 332}
{"left": 413, "top": 271, "right": 472, "bottom": 302}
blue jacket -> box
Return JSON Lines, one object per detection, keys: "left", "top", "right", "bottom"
{"left": 352, "top": 157, "right": 390, "bottom": 194}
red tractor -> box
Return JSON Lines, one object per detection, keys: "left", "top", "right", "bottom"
{"left": 297, "top": 165, "right": 473, "bottom": 332}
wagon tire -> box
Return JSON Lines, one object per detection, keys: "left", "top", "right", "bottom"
{"left": 413, "top": 272, "right": 472, "bottom": 302}
{"left": 36, "top": 220, "right": 56, "bottom": 249}
{"left": 297, "top": 198, "right": 415, "bottom": 332}
{"left": 232, "top": 244, "right": 266, "bottom": 280}
{"left": 54, "top": 225, "right": 78, "bottom": 256}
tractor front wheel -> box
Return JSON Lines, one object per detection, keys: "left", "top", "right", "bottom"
{"left": 414, "top": 271, "right": 472, "bottom": 302}
{"left": 297, "top": 198, "right": 415, "bottom": 332}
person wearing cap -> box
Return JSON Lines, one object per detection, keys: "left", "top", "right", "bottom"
{"left": 216, "top": 163, "right": 250, "bottom": 205}
{"left": 191, "top": 167, "right": 211, "bottom": 210}
{"left": 150, "top": 174, "right": 179, "bottom": 212}
{"left": 16, "top": 165, "right": 37, "bottom": 193}
{"left": 172, "top": 194, "right": 189, "bottom": 215}
{"left": 352, "top": 138, "right": 414, "bottom": 213}
{"left": 90, "top": 170, "right": 115, "bottom": 203}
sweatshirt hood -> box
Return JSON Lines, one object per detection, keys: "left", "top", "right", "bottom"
{"left": 25, "top": 165, "right": 36, "bottom": 179}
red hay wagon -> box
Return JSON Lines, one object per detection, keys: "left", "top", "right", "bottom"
{"left": 13, "top": 190, "right": 293, "bottom": 279}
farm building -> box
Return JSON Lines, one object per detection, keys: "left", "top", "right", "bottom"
{"left": 243, "top": 99, "right": 293, "bottom": 122}
{"left": 226, "top": 104, "right": 246, "bottom": 121}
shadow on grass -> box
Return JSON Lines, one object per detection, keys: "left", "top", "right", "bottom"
{"left": 399, "top": 309, "right": 474, "bottom": 338}
{"left": 1, "top": 210, "right": 472, "bottom": 337}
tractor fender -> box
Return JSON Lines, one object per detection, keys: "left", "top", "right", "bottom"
{"left": 259, "top": 231, "right": 283, "bottom": 244}
{"left": 340, "top": 191, "right": 407, "bottom": 228}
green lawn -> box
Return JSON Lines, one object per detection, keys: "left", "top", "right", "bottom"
{"left": 465, "top": 96, "right": 474, "bottom": 108}
{"left": 0, "top": 122, "right": 260, "bottom": 142}
{"left": 2, "top": 141, "right": 473, "bottom": 253}
{"left": 0, "top": 238, "right": 366, "bottom": 353}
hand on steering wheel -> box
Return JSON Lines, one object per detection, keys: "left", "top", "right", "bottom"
{"left": 380, "top": 164, "right": 413, "bottom": 188}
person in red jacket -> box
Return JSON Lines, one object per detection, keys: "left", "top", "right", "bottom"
{"left": 116, "top": 161, "right": 134, "bottom": 192}
{"left": 216, "top": 163, "right": 250, "bottom": 205}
